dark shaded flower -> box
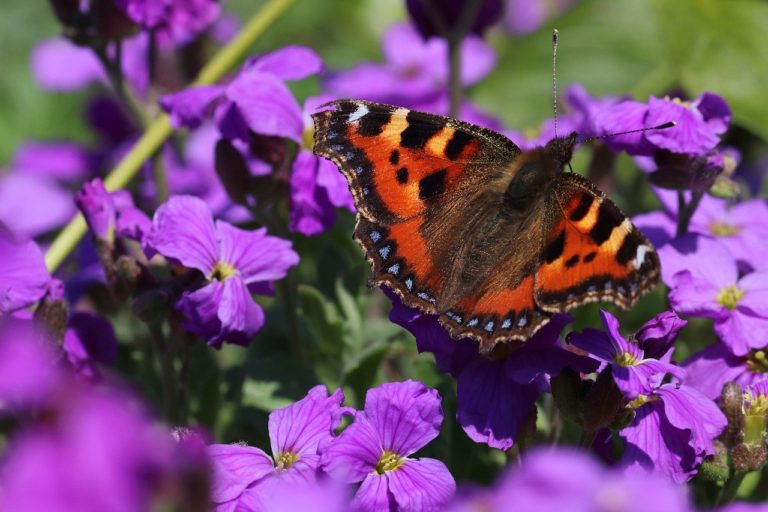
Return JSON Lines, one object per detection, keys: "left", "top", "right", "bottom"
{"left": 620, "top": 382, "right": 727, "bottom": 483}
{"left": 321, "top": 380, "right": 455, "bottom": 511}
{"left": 567, "top": 310, "right": 684, "bottom": 398}
{"left": 209, "top": 385, "right": 345, "bottom": 511}
{"left": 0, "top": 227, "right": 50, "bottom": 314}
{"left": 389, "top": 295, "right": 596, "bottom": 449}
{"left": 660, "top": 235, "right": 768, "bottom": 355}
{"left": 114, "top": 0, "right": 220, "bottom": 43}
{"left": 405, "top": 0, "right": 504, "bottom": 39}
{"left": 63, "top": 312, "right": 119, "bottom": 379}
{"left": 147, "top": 195, "right": 299, "bottom": 347}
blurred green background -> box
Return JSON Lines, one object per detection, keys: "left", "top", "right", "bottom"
{"left": 4, "top": 0, "right": 768, "bottom": 162}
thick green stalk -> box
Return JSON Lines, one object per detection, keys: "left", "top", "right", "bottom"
{"left": 44, "top": 0, "right": 296, "bottom": 273}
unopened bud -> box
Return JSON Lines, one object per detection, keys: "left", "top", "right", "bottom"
{"left": 697, "top": 441, "right": 730, "bottom": 483}
{"left": 719, "top": 381, "right": 745, "bottom": 447}
{"left": 732, "top": 443, "right": 767, "bottom": 473}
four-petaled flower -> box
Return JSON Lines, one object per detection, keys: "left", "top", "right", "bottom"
{"left": 147, "top": 195, "right": 299, "bottom": 347}
{"left": 208, "top": 385, "right": 345, "bottom": 511}
{"left": 321, "top": 380, "right": 455, "bottom": 511}
{"left": 660, "top": 235, "right": 768, "bottom": 355}
{"left": 567, "top": 310, "right": 685, "bottom": 398}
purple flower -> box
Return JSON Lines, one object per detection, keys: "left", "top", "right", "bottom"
{"left": 75, "top": 178, "right": 152, "bottom": 246}
{"left": 114, "top": 0, "right": 220, "bottom": 43}
{"left": 63, "top": 312, "right": 119, "bottom": 379}
{"left": 0, "top": 227, "right": 50, "bottom": 314}
{"left": 567, "top": 310, "right": 685, "bottom": 398}
{"left": 147, "top": 195, "right": 299, "bottom": 347}
{"left": 0, "top": 173, "right": 76, "bottom": 238}
{"left": 0, "top": 386, "right": 178, "bottom": 511}
{"left": 209, "top": 385, "right": 345, "bottom": 511}
{"left": 405, "top": 0, "right": 503, "bottom": 39}
{"left": 30, "top": 38, "right": 104, "bottom": 92}
{"left": 661, "top": 235, "right": 768, "bottom": 355}
{"left": 321, "top": 380, "right": 455, "bottom": 511}
{"left": 503, "top": 0, "right": 578, "bottom": 36}
{"left": 596, "top": 92, "right": 731, "bottom": 156}
{"left": 290, "top": 96, "right": 355, "bottom": 236}
{"left": 389, "top": 295, "right": 596, "bottom": 450}
{"left": 159, "top": 45, "right": 323, "bottom": 142}
{"left": 12, "top": 141, "right": 96, "bottom": 182}
{"left": 0, "top": 318, "right": 62, "bottom": 410}
{"left": 684, "top": 342, "right": 768, "bottom": 400}
{"left": 449, "top": 447, "right": 691, "bottom": 512}
{"left": 620, "top": 382, "right": 727, "bottom": 483}
{"left": 324, "top": 23, "right": 494, "bottom": 109}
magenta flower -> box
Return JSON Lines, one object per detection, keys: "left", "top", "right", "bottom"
{"left": 389, "top": 294, "right": 596, "bottom": 450}
{"left": 209, "top": 385, "right": 345, "bottom": 511}
{"left": 114, "top": 0, "right": 221, "bottom": 43}
{"left": 620, "top": 382, "right": 727, "bottom": 483}
{"left": 0, "top": 173, "right": 75, "bottom": 238}
{"left": 159, "top": 45, "right": 323, "bottom": 142}
{"left": 324, "top": 23, "right": 495, "bottom": 110}
{"left": 147, "top": 195, "right": 298, "bottom": 347}
{"left": 684, "top": 342, "right": 768, "bottom": 400}
{"left": 321, "top": 380, "right": 455, "bottom": 511}
{"left": 13, "top": 141, "right": 96, "bottom": 182}
{"left": 290, "top": 96, "right": 355, "bottom": 236}
{"left": 567, "top": 310, "right": 685, "bottom": 398}
{"left": 596, "top": 92, "right": 731, "bottom": 156}
{"left": 449, "top": 447, "right": 691, "bottom": 512}
{"left": 0, "top": 227, "right": 50, "bottom": 314}
{"left": 76, "top": 178, "right": 152, "bottom": 246}
{"left": 661, "top": 235, "right": 768, "bottom": 355}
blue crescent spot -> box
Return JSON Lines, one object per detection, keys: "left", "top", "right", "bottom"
{"left": 387, "top": 263, "right": 400, "bottom": 275}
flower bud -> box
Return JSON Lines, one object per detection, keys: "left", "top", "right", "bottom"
{"left": 697, "top": 441, "right": 730, "bottom": 483}
{"left": 719, "top": 381, "right": 745, "bottom": 447}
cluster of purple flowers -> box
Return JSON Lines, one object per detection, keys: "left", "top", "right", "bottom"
{"left": 2, "top": 0, "right": 768, "bottom": 510}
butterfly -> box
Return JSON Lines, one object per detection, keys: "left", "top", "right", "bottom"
{"left": 312, "top": 99, "right": 660, "bottom": 353}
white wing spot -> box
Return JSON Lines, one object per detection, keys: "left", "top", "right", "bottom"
{"left": 635, "top": 245, "right": 649, "bottom": 269}
{"left": 348, "top": 104, "right": 369, "bottom": 123}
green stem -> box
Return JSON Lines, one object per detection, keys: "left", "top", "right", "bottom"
{"left": 276, "top": 277, "right": 305, "bottom": 364}
{"left": 44, "top": 0, "right": 296, "bottom": 274}
{"left": 716, "top": 471, "right": 746, "bottom": 506}
{"left": 149, "top": 324, "right": 178, "bottom": 423}
{"left": 152, "top": 150, "right": 170, "bottom": 205}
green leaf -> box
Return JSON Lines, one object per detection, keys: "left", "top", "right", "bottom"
{"left": 651, "top": 0, "right": 768, "bottom": 141}
{"left": 298, "top": 284, "right": 344, "bottom": 358}
{"left": 241, "top": 379, "right": 294, "bottom": 411}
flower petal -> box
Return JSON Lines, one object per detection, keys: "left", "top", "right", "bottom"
{"left": 216, "top": 277, "right": 265, "bottom": 346}
{"left": 0, "top": 173, "right": 75, "bottom": 238}
{"left": 457, "top": 358, "right": 539, "bottom": 450}
{"left": 0, "top": 231, "right": 50, "bottom": 313}
{"left": 351, "top": 474, "right": 394, "bottom": 512}
{"left": 636, "top": 310, "right": 687, "bottom": 361}
{"left": 388, "top": 458, "right": 455, "bottom": 512}
{"left": 159, "top": 85, "right": 224, "bottom": 129}
{"left": 207, "top": 444, "right": 274, "bottom": 504}
{"left": 363, "top": 380, "right": 443, "bottom": 456}
{"left": 149, "top": 195, "right": 219, "bottom": 274}
{"left": 738, "top": 271, "right": 768, "bottom": 317}
{"left": 657, "top": 384, "right": 726, "bottom": 456}
{"left": 30, "top": 38, "right": 104, "bottom": 91}
{"left": 320, "top": 413, "right": 380, "bottom": 483}
{"left": 246, "top": 45, "right": 323, "bottom": 81}
{"left": 668, "top": 271, "right": 725, "bottom": 318}
{"left": 226, "top": 71, "right": 303, "bottom": 142}
{"left": 216, "top": 221, "right": 299, "bottom": 283}
{"left": 682, "top": 342, "right": 757, "bottom": 399}
{"left": 658, "top": 234, "right": 737, "bottom": 289}
{"left": 715, "top": 309, "right": 768, "bottom": 356}
{"left": 645, "top": 96, "right": 721, "bottom": 155}
{"left": 269, "top": 385, "right": 344, "bottom": 458}
{"left": 176, "top": 282, "right": 226, "bottom": 345}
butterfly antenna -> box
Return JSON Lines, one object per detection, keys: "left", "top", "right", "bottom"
{"left": 577, "top": 121, "right": 677, "bottom": 145}
{"left": 552, "top": 29, "right": 559, "bottom": 139}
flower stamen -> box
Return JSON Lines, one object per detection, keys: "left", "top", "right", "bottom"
{"left": 745, "top": 350, "right": 768, "bottom": 373}
{"left": 275, "top": 451, "right": 299, "bottom": 471}
{"left": 614, "top": 352, "right": 638, "bottom": 367}
{"left": 210, "top": 261, "right": 237, "bottom": 281}
{"left": 710, "top": 221, "right": 741, "bottom": 237}
{"left": 717, "top": 285, "right": 745, "bottom": 310}
{"left": 375, "top": 450, "right": 404, "bottom": 474}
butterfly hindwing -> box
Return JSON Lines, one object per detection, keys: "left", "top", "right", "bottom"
{"left": 535, "top": 173, "right": 660, "bottom": 311}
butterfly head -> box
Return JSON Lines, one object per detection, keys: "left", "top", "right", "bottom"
{"left": 543, "top": 131, "right": 578, "bottom": 170}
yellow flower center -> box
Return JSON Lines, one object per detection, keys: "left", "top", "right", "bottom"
{"left": 710, "top": 221, "right": 741, "bottom": 237}
{"left": 275, "top": 451, "right": 299, "bottom": 471}
{"left": 210, "top": 261, "right": 237, "bottom": 281}
{"left": 375, "top": 450, "right": 405, "bottom": 474}
{"left": 614, "top": 352, "right": 638, "bottom": 367}
{"left": 666, "top": 96, "right": 692, "bottom": 109}
{"left": 745, "top": 350, "right": 768, "bottom": 373}
{"left": 717, "top": 284, "right": 745, "bottom": 310}
{"left": 744, "top": 391, "right": 768, "bottom": 416}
